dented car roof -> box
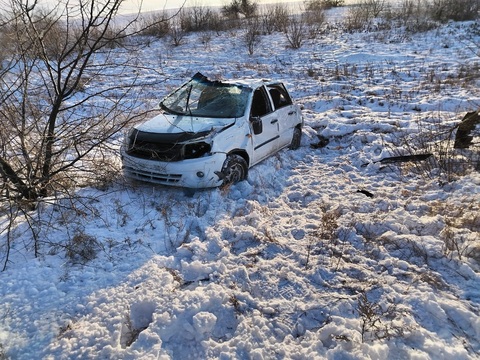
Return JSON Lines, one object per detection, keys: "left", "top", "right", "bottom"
{"left": 192, "top": 72, "right": 278, "bottom": 90}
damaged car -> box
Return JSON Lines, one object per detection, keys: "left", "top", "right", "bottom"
{"left": 121, "top": 72, "right": 303, "bottom": 188}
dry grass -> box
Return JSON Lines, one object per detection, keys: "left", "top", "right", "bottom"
{"left": 65, "top": 232, "right": 100, "bottom": 264}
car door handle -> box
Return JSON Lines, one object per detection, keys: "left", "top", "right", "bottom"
{"left": 270, "top": 119, "right": 278, "bottom": 124}
{"left": 288, "top": 111, "right": 296, "bottom": 116}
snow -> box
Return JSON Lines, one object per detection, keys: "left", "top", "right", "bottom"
{"left": 1, "top": 6, "right": 480, "bottom": 360}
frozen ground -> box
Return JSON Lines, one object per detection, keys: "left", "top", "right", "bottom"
{"left": 1, "top": 8, "right": 480, "bottom": 360}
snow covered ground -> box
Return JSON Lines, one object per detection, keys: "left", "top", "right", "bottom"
{"left": 1, "top": 7, "right": 480, "bottom": 360}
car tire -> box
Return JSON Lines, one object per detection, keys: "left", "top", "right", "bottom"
{"left": 221, "top": 154, "right": 248, "bottom": 185}
{"left": 289, "top": 127, "right": 302, "bottom": 150}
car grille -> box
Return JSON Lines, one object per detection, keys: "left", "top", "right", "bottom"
{"left": 125, "top": 129, "right": 211, "bottom": 162}
{"left": 126, "top": 141, "right": 184, "bottom": 161}
{"left": 124, "top": 166, "right": 182, "bottom": 184}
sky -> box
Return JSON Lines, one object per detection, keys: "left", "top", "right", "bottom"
{"left": 34, "top": 0, "right": 363, "bottom": 16}
{"left": 120, "top": 0, "right": 302, "bottom": 13}
{"left": 118, "top": 0, "right": 370, "bottom": 15}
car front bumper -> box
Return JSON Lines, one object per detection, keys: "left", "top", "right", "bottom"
{"left": 121, "top": 148, "right": 227, "bottom": 188}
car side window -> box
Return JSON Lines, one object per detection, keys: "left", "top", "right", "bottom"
{"left": 267, "top": 84, "right": 292, "bottom": 110}
{"left": 250, "top": 87, "right": 271, "bottom": 117}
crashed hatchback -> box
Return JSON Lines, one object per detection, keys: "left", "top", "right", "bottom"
{"left": 121, "top": 73, "right": 303, "bottom": 188}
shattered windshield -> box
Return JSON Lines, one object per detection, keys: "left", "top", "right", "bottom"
{"left": 160, "top": 73, "right": 251, "bottom": 118}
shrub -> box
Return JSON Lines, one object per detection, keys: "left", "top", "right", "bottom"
{"left": 180, "top": 6, "right": 223, "bottom": 32}
{"left": 285, "top": 16, "right": 307, "bottom": 49}
{"left": 397, "top": 0, "right": 439, "bottom": 32}
{"left": 0, "top": 9, "right": 68, "bottom": 60}
{"left": 244, "top": 17, "right": 261, "bottom": 55}
{"left": 345, "top": 0, "right": 389, "bottom": 31}
{"left": 395, "top": 0, "right": 427, "bottom": 21}
{"left": 427, "top": 0, "right": 480, "bottom": 22}
{"left": 169, "top": 17, "right": 186, "bottom": 46}
{"left": 306, "top": 0, "right": 345, "bottom": 11}
{"left": 223, "top": 0, "right": 258, "bottom": 19}
{"left": 305, "top": 208, "right": 340, "bottom": 269}
{"left": 261, "top": 3, "right": 290, "bottom": 34}
{"left": 304, "top": 1, "right": 326, "bottom": 34}
{"left": 137, "top": 13, "right": 170, "bottom": 38}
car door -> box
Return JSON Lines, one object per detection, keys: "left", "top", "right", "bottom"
{"left": 267, "top": 84, "right": 300, "bottom": 148}
{"left": 249, "top": 86, "right": 280, "bottom": 164}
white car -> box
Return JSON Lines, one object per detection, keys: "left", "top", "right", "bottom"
{"left": 121, "top": 73, "right": 303, "bottom": 188}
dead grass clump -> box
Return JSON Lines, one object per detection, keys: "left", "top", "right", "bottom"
{"left": 413, "top": 271, "right": 447, "bottom": 291}
{"left": 66, "top": 232, "right": 100, "bottom": 264}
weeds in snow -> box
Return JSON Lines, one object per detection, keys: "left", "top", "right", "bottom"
{"left": 229, "top": 294, "right": 243, "bottom": 315}
{"left": 121, "top": 312, "right": 145, "bottom": 348}
{"left": 121, "top": 302, "right": 156, "bottom": 348}
{"left": 65, "top": 232, "right": 100, "bottom": 265}
{"left": 305, "top": 207, "right": 340, "bottom": 269}
{"left": 433, "top": 200, "right": 480, "bottom": 262}
{"left": 357, "top": 290, "right": 410, "bottom": 343}
{"left": 0, "top": 343, "right": 6, "bottom": 360}
{"left": 383, "top": 112, "right": 479, "bottom": 183}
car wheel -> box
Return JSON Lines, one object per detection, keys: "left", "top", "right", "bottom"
{"left": 221, "top": 154, "right": 248, "bottom": 185}
{"left": 289, "top": 127, "right": 302, "bottom": 150}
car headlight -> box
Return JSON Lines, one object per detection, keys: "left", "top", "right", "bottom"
{"left": 184, "top": 142, "right": 211, "bottom": 159}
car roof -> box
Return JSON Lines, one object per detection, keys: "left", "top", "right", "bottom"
{"left": 214, "top": 77, "right": 283, "bottom": 89}
{"left": 191, "top": 73, "right": 285, "bottom": 90}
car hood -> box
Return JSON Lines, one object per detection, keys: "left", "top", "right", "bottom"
{"left": 136, "top": 113, "right": 236, "bottom": 135}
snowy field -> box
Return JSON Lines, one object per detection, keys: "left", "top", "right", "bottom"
{"left": 1, "top": 7, "right": 480, "bottom": 360}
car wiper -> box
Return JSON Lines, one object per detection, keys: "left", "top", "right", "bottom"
{"left": 159, "top": 101, "right": 183, "bottom": 115}
{"left": 185, "top": 84, "right": 193, "bottom": 116}
{"left": 159, "top": 101, "right": 169, "bottom": 113}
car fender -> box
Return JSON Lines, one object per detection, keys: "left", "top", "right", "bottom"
{"left": 210, "top": 118, "right": 254, "bottom": 165}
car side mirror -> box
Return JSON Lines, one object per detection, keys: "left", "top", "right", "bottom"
{"left": 250, "top": 116, "right": 263, "bottom": 135}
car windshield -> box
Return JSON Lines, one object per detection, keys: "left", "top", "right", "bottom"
{"left": 160, "top": 73, "right": 251, "bottom": 119}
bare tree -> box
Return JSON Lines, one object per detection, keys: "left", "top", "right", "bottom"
{"left": 261, "top": 3, "right": 290, "bottom": 34}
{"left": 169, "top": 16, "right": 187, "bottom": 46}
{"left": 285, "top": 16, "right": 307, "bottom": 49}
{"left": 0, "top": 0, "right": 156, "bottom": 205}
{"left": 0, "top": 0, "right": 175, "bottom": 269}
{"left": 244, "top": 17, "right": 261, "bottom": 55}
